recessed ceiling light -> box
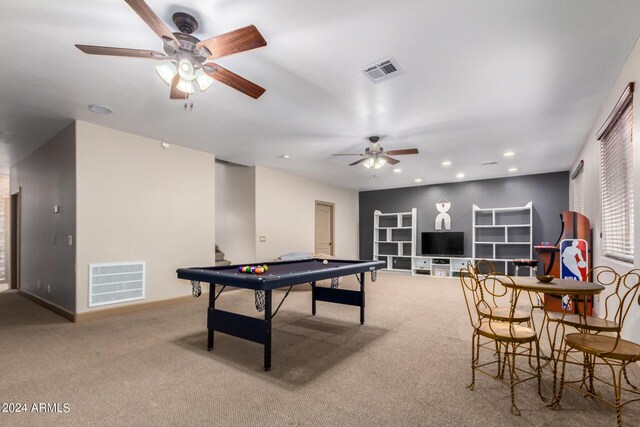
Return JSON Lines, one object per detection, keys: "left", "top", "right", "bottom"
{"left": 393, "top": 168, "right": 402, "bottom": 173}
{"left": 88, "top": 104, "right": 112, "bottom": 114}
{"left": 504, "top": 151, "right": 515, "bottom": 157}
{"left": 509, "top": 167, "right": 518, "bottom": 172}
{"left": 414, "top": 178, "right": 422, "bottom": 183}
{"left": 442, "top": 161, "right": 452, "bottom": 166}
{"left": 279, "top": 154, "right": 290, "bottom": 159}
{"left": 456, "top": 173, "right": 465, "bottom": 179}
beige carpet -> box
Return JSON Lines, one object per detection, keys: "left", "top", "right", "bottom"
{"left": 1, "top": 273, "right": 639, "bottom": 426}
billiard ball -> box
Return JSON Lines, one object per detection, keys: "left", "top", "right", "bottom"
{"left": 322, "top": 259, "right": 328, "bottom": 265}
{"left": 263, "top": 264, "right": 268, "bottom": 272}
{"left": 255, "top": 267, "right": 264, "bottom": 274}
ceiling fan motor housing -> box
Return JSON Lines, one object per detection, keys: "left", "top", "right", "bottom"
{"left": 173, "top": 12, "right": 198, "bottom": 34}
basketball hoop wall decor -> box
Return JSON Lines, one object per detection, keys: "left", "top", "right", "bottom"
{"left": 435, "top": 197, "right": 451, "bottom": 230}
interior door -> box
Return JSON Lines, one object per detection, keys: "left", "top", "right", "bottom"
{"left": 10, "top": 191, "right": 19, "bottom": 289}
{"left": 315, "top": 202, "right": 334, "bottom": 256}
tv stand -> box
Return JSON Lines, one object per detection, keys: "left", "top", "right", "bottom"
{"left": 412, "top": 255, "right": 472, "bottom": 277}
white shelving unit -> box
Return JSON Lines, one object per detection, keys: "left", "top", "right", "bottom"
{"left": 373, "top": 208, "right": 417, "bottom": 273}
{"left": 472, "top": 202, "right": 533, "bottom": 275}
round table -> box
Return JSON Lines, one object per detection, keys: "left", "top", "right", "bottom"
{"left": 507, "top": 276, "right": 605, "bottom": 295}
{"left": 502, "top": 276, "right": 605, "bottom": 401}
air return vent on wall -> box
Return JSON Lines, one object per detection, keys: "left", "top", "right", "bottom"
{"left": 89, "top": 262, "right": 145, "bottom": 307}
{"left": 361, "top": 57, "right": 404, "bottom": 82}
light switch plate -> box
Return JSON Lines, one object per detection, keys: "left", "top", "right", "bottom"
{"left": 259, "top": 236, "right": 266, "bottom": 242}
{"left": 67, "top": 235, "right": 73, "bottom": 246}
{"left": 53, "top": 205, "right": 60, "bottom": 213}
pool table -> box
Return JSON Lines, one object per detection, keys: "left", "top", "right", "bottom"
{"left": 177, "top": 258, "right": 384, "bottom": 371}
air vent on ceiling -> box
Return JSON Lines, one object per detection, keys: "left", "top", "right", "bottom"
{"left": 361, "top": 57, "right": 404, "bottom": 82}
{"left": 89, "top": 262, "right": 145, "bottom": 307}
{"left": 481, "top": 161, "right": 499, "bottom": 166}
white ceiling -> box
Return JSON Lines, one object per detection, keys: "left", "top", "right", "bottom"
{"left": 1, "top": 0, "right": 640, "bottom": 190}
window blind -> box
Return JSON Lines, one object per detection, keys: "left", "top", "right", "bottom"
{"left": 571, "top": 171, "right": 584, "bottom": 214}
{"left": 599, "top": 84, "right": 634, "bottom": 263}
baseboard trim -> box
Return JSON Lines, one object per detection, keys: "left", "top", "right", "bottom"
{"left": 75, "top": 292, "right": 208, "bottom": 322}
{"left": 18, "top": 290, "right": 74, "bottom": 322}
{"left": 19, "top": 286, "right": 239, "bottom": 322}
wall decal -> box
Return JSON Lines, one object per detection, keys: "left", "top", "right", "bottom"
{"left": 435, "top": 197, "right": 451, "bottom": 230}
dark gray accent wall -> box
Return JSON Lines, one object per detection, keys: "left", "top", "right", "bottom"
{"left": 13, "top": 122, "right": 76, "bottom": 313}
{"left": 359, "top": 172, "right": 569, "bottom": 260}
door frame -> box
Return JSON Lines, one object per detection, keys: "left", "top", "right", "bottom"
{"left": 314, "top": 200, "right": 335, "bottom": 256}
{"left": 10, "top": 189, "right": 20, "bottom": 290}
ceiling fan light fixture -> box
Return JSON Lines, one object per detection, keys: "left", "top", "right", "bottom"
{"left": 195, "top": 68, "right": 214, "bottom": 91}
{"left": 178, "top": 59, "right": 195, "bottom": 81}
{"left": 373, "top": 157, "right": 387, "bottom": 169}
{"left": 155, "top": 62, "right": 177, "bottom": 85}
{"left": 363, "top": 157, "right": 376, "bottom": 169}
{"left": 176, "top": 78, "right": 195, "bottom": 94}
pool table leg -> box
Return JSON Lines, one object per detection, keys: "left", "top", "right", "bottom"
{"left": 264, "top": 290, "right": 272, "bottom": 372}
{"left": 311, "top": 281, "right": 317, "bottom": 316}
{"left": 360, "top": 273, "right": 365, "bottom": 325}
{"left": 208, "top": 283, "right": 215, "bottom": 351}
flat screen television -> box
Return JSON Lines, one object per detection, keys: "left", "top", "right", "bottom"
{"left": 421, "top": 232, "right": 464, "bottom": 256}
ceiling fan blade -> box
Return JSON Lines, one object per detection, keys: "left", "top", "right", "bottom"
{"left": 170, "top": 75, "right": 188, "bottom": 100}
{"left": 384, "top": 148, "right": 419, "bottom": 156}
{"left": 349, "top": 157, "right": 370, "bottom": 166}
{"left": 124, "top": 0, "right": 180, "bottom": 45}
{"left": 75, "top": 44, "right": 166, "bottom": 59}
{"left": 197, "top": 25, "right": 267, "bottom": 60}
{"left": 204, "top": 63, "right": 265, "bottom": 99}
{"left": 381, "top": 155, "right": 400, "bottom": 165}
{"left": 332, "top": 153, "right": 363, "bottom": 156}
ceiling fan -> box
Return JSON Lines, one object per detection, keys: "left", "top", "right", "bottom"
{"left": 332, "top": 136, "right": 419, "bottom": 169}
{"left": 75, "top": 0, "right": 267, "bottom": 102}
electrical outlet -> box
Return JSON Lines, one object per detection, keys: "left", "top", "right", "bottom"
{"left": 47, "top": 284, "right": 51, "bottom": 293}
{"left": 52, "top": 236, "right": 56, "bottom": 244}
{"left": 37, "top": 280, "right": 41, "bottom": 290}
{"left": 67, "top": 235, "right": 73, "bottom": 246}
{"left": 259, "top": 236, "right": 267, "bottom": 242}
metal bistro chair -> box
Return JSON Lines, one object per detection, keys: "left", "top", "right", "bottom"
{"left": 546, "top": 266, "right": 624, "bottom": 400}
{"left": 555, "top": 269, "right": 640, "bottom": 426}
{"left": 469, "top": 260, "right": 532, "bottom": 325}
{"left": 460, "top": 267, "right": 545, "bottom": 415}
{"left": 468, "top": 260, "right": 539, "bottom": 378}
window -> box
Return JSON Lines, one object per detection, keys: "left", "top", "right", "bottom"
{"left": 598, "top": 83, "right": 634, "bottom": 263}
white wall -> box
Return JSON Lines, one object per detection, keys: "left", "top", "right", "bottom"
{"left": 571, "top": 37, "right": 640, "bottom": 342}
{"left": 75, "top": 121, "right": 215, "bottom": 313}
{"left": 254, "top": 166, "right": 358, "bottom": 261}
{"left": 215, "top": 160, "right": 256, "bottom": 264}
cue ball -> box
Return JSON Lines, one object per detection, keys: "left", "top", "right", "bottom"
{"left": 323, "top": 260, "right": 328, "bottom": 265}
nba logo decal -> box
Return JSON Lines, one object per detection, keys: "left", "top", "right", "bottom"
{"left": 560, "top": 239, "right": 588, "bottom": 281}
